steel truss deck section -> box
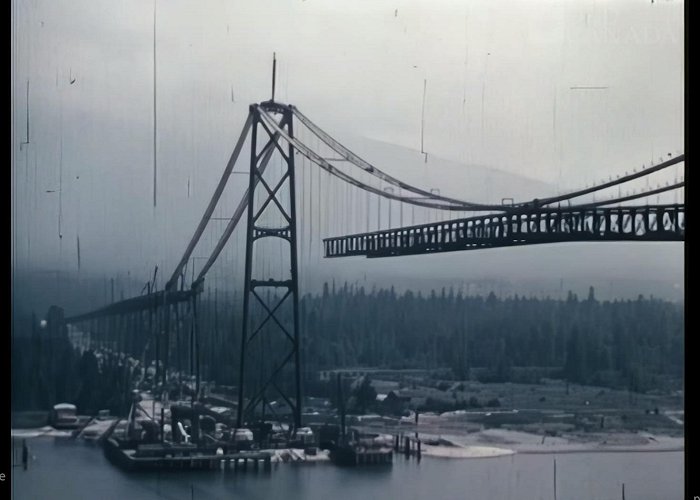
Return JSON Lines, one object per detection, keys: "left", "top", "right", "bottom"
{"left": 323, "top": 205, "right": 685, "bottom": 258}
{"left": 64, "top": 290, "right": 198, "bottom": 324}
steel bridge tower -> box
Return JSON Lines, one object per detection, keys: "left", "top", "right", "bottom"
{"left": 237, "top": 100, "right": 302, "bottom": 430}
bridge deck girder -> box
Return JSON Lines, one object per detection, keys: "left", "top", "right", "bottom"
{"left": 323, "top": 205, "right": 685, "bottom": 258}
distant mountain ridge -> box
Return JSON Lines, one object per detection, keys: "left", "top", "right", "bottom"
{"left": 343, "top": 135, "right": 559, "bottom": 205}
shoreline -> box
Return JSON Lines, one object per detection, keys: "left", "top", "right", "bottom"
{"left": 359, "top": 425, "right": 684, "bottom": 459}
{"left": 517, "top": 446, "right": 683, "bottom": 455}
{"left": 12, "top": 426, "right": 684, "bottom": 461}
{"left": 419, "top": 440, "right": 684, "bottom": 459}
{"left": 420, "top": 430, "right": 684, "bottom": 458}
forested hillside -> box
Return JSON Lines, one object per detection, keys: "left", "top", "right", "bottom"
{"left": 299, "top": 284, "right": 684, "bottom": 391}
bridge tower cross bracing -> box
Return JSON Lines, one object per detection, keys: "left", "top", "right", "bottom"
{"left": 237, "top": 101, "right": 302, "bottom": 431}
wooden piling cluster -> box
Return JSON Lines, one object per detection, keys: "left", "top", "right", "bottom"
{"left": 394, "top": 433, "right": 421, "bottom": 459}
{"left": 353, "top": 449, "right": 393, "bottom": 465}
{"left": 140, "top": 452, "right": 272, "bottom": 472}
{"left": 330, "top": 444, "right": 394, "bottom": 466}
{"left": 222, "top": 454, "right": 273, "bottom": 473}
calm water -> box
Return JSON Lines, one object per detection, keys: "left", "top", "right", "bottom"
{"left": 10, "top": 437, "right": 683, "bottom": 500}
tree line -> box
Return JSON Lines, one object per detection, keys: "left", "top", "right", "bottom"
{"left": 11, "top": 283, "right": 684, "bottom": 413}
{"left": 298, "top": 283, "right": 683, "bottom": 392}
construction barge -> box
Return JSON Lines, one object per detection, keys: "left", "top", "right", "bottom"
{"left": 96, "top": 382, "right": 399, "bottom": 471}
{"left": 99, "top": 391, "right": 276, "bottom": 472}
{"left": 103, "top": 438, "right": 272, "bottom": 472}
{"left": 99, "top": 389, "right": 340, "bottom": 472}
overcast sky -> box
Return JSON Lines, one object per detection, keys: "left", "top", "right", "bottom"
{"left": 11, "top": 0, "right": 684, "bottom": 304}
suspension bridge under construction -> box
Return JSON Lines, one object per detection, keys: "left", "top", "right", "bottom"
{"left": 52, "top": 96, "right": 684, "bottom": 437}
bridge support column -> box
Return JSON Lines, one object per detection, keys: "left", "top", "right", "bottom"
{"left": 237, "top": 101, "right": 302, "bottom": 432}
